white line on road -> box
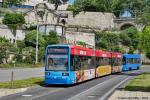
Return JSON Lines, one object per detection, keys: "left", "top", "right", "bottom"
{"left": 22, "top": 94, "right": 32, "bottom": 97}
{"left": 68, "top": 76, "right": 120, "bottom": 100}
{"left": 99, "top": 76, "right": 131, "bottom": 100}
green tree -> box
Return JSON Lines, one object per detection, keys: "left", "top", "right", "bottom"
{"left": 123, "top": 27, "right": 139, "bottom": 49}
{"left": 43, "top": 31, "right": 59, "bottom": 47}
{"left": 67, "top": 5, "right": 82, "bottom": 17}
{"left": 136, "top": 6, "right": 150, "bottom": 25}
{"left": 25, "top": 30, "right": 46, "bottom": 48}
{"left": 48, "top": 0, "right": 69, "bottom": 10}
{"left": 2, "top": 13, "right": 25, "bottom": 46}
{"left": 96, "top": 31, "right": 120, "bottom": 51}
{"left": 0, "top": 37, "right": 12, "bottom": 64}
{"left": 22, "top": 47, "right": 36, "bottom": 64}
{"left": 2, "top": 0, "right": 26, "bottom": 7}
{"left": 139, "top": 26, "right": 150, "bottom": 57}
{"left": 146, "top": 52, "right": 150, "bottom": 59}
{"left": 128, "top": 46, "right": 134, "bottom": 54}
{"left": 119, "top": 33, "right": 131, "bottom": 46}
{"left": 68, "top": 0, "right": 146, "bottom": 17}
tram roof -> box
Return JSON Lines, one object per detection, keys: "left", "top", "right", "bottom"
{"left": 123, "top": 54, "right": 141, "bottom": 58}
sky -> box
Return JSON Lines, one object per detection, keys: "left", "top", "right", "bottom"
{"left": 68, "top": 0, "right": 75, "bottom": 4}
{"left": 0, "top": 0, "right": 76, "bottom": 4}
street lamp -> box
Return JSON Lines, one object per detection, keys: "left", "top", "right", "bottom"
{"left": 34, "top": 3, "right": 46, "bottom": 64}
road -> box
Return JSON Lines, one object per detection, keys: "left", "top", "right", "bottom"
{"left": 0, "top": 67, "right": 44, "bottom": 82}
{"left": 0, "top": 66, "right": 150, "bottom": 100}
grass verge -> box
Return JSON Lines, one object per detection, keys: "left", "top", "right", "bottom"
{"left": 0, "top": 77, "right": 44, "bottom": 89}
{"left": 0, "top": 63, "right": 43, "bottom": 68}
{"left": 125, "top": 73, "right": 150, "bottom": 92}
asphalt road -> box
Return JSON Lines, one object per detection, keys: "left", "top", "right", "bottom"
{"left": 0, "top": 67, "right": 44, "bottom": 82}
{"left": 0, "top": 66, "right": 150, "bottom": 100}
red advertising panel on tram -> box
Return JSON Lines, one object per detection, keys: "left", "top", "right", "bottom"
{"left": 70, "top": 45, "right": 95, "bottom": 56}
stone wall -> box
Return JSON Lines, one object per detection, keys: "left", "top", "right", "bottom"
{"left": 66, "top": 11, "right": 115, "bottom": 30}
{"left": 65, "top": 30, "right": 95, "bottom": 48}
{"left": 0, "top": 25, "right": 26, "bottom": 42}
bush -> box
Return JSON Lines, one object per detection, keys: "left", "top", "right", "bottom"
{"left": 119, "top": 33, "right": 131, "bottom": 46}
{"left": 43, "top": 31, "right": 59, "bottom": 47}
{"left": 128, "top": 46, "right": 134, "bottom": 54}
{"left": 17, "top": 40, "right": 26, "bottom": 50}
{"left": 96, "top": 31, "right": 120, "bottom": 51}
{"left": 25, "top": 30, "right": 46, "bottom": 48}
{"left": 146, "top": 52, "right": 150, "bottom": 59}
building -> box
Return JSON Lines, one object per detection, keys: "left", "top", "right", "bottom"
{"left": 0, "top": 0, "right": 116, "bottom": 47}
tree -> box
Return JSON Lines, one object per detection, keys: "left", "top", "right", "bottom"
{"left": 43, "top": 31, "right": 59, "bottom": 47}
{"left": 2, "top": 0, "right": 26, "bottom": 8}
{"left": 139, "top": 26, "right": 150, "bottom": 56}
{"left": 67, "top": 0, "right": 146, "bottom": 17}
{"left": 48, "top": 0, "right": 69, "bottom": 10}
{"left": 119, "top": 33, "right": 131, "bottom": 46}
{"left": 0, "top": 37, "right": 12, "bottom": 64}
{"left": 136, "top": 6, "right": 150, "bottom": 26}
{"left": 2, "top": 13, "right": 25, "bottom": 46}
{"left": 146, "top": 52, "right": 150, "bottom": 59}
{"left": 25, "top": 30, "right": 46, "bottom": 48}
{"left": 122, "top": 27, "right": 139, "bottom": 49}
{"left": 96, "top": 31, "right": 120, "bottom": 51}
{"left": 67, "top": 5, "right": 82, "bottom": 17}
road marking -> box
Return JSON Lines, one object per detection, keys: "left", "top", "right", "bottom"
{"left": 30, "top": 88, "right": 64, "bottom": 100}
{"left": 99, "top": 76, "right": 131, "bottom": 100}
{"left": 68, "top": 76, "right": 119, "bottom": 100}
{"left": 22, "top": 94, "right": 32, "bottom": 97}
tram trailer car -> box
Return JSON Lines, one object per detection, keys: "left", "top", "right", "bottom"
{"left": 122, "top": 54, "right": 141, "bottom": 71}
{"left": 95, "top": 50, "right": 112, "bottom": 77}
{"left": 111, "top": 52, "right": 122, "bottom": 73}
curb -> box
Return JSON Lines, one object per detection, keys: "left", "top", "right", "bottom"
{"left": 0, "top": 88, "right": 27, "bottom": 97}
{"left": 109, "top": 90, "right": 150, "bottom": 100}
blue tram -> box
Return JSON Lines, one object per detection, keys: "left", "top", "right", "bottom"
{"left": 122, "top": 54, "right": 141, "bottom": 71}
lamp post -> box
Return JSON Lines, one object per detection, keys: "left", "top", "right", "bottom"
{"left": 34, "top": 3, "right": 46, "bottom": 64}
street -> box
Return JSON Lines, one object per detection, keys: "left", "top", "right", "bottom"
{"left": 0, "top": 67, "right": 44, "bottom": 82}
{"left": 0, "top": 66, "right": 149, "bottom": 100}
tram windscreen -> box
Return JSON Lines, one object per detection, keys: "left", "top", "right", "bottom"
{"left": 46, "top": 47, "right": 69, "bottom": 71}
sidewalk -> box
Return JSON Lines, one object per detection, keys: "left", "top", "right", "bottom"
{"left": 109, "top": 90, "right": 150, "bottom": 100}
{"left": 0, "top": 88, "right": 27, "bottom": 98}
{"left": 0, "top": 67, "right": 44, "bottom": 82}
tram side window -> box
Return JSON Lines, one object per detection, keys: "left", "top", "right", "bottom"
{"left": 128, "top": 58, "right": 134, "bottom": 64}
{"left": 101, "top": 58, "right": 105, "bottom": 66}
{"left": 133, "top": 58, "right": 141, "bottom": 64}
{"left": 123, "top": 57, "right": 126, "bottom": 64}
{"left": 70, "top": 55, "right": 75, "bottom": 71}
{"left": 81, "top": 56, "right": 94, "bottom": 69}
{"left": 102, "top": 58, "right": 110, "bottom": 65}
{"left": 112, "top": 58, "right": 121, "bottom": 66}
{"left": 74, "top": 56, "right": 82, "bottom": 71}
{"left": 133, "top": 58, "right": 136, "bottom": 64}
{"left": 137, "top": 58, "right": 141, "bottom": 64}
{"left": 118, "top": 58, "right": 122, "bottom": 65}
{"left": 71, "top": 56, "right": 94, "bottom": 71}
{"left": 96, "top": 57, "right": 100, "bottom": 67}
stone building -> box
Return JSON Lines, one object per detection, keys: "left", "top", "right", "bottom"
{"left": 0, "top": 0, "right": 117, "bottom": 48}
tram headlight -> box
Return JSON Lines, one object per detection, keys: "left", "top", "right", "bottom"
{"left": 62, "top": 72, "right": 69, "bottom": 76}
{"left": 45, "top": 72, "right": 50, "bottom": 76}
